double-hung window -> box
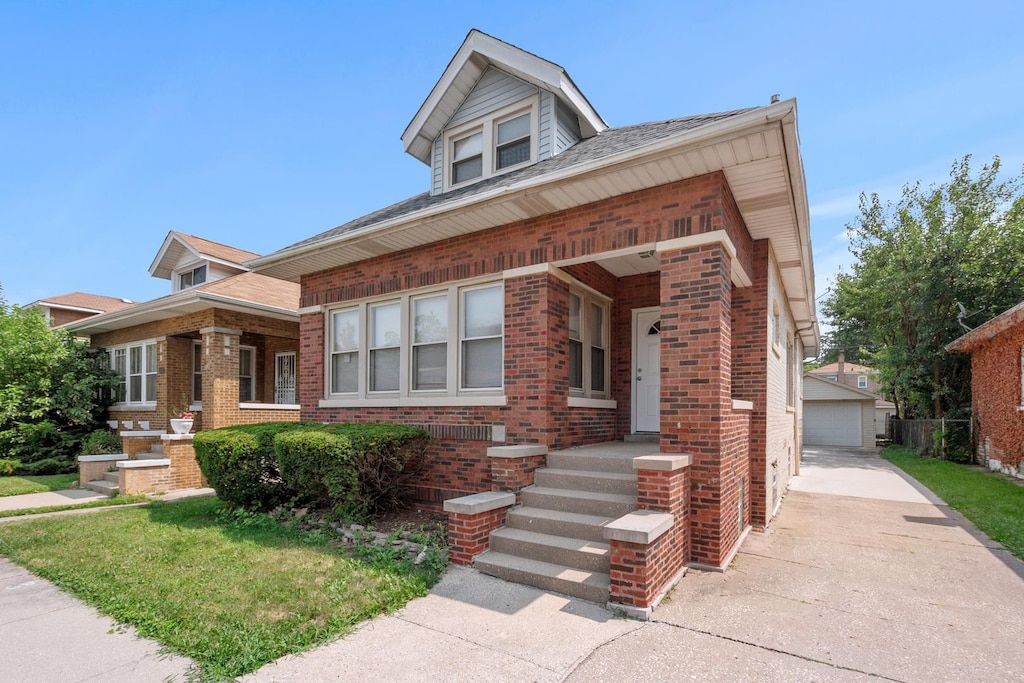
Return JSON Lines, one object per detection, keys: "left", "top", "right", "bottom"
{"left": 568, "top": 291, "right": 609, "bottom": 398}
{"left": 109, "top": 341, "right": 157, "bottom": 405}
{"left": 326, "top": 282, "right": 503, "bottom": 399}
{"left": 445, "top": 99, "right": 537, "bottom": 190}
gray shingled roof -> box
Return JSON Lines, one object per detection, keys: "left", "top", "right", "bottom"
{"left": 276, "top": 108, "right": 755, "bottom": 254}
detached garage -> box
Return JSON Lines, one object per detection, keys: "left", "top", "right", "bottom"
{"left": 803, "top": 374, "right": 877, "bottom": 447}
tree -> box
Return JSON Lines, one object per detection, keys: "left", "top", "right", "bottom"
{"left": 0, "top": 284, "right": 119, "bottom": 467}
{"left": 822, "top": 155, "right": 1024, "bottom": 419}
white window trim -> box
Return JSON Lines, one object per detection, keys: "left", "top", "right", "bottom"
{"left": 239, "top": 345, "right": 256, "bottom": 402}
{"left": 176, "top": 262, "right": 208, "bottom": 291}
{"left": 443, "top": 96, "right": 539, "bottom": 191}
{"left": 568, "top": 289, "right": 611, "bottom": 400}
{"left": 857, "top": 375, "right": 868, "bottom": 389}
{"left": 108, "top": 340, "right": 158, "bottom": 406}
{"left": 325, "top": 281, "right": 504, "bottom": 401}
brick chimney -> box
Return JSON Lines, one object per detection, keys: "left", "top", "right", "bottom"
{"left": 837, "top": 351, "right": 845, "bottom": 376}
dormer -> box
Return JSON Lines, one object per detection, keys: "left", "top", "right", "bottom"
{"left": 148, "top": 231, "right": 261, "bottom": 293}
{"left": 402, "top": 30, "right": 608, "bottom": 196}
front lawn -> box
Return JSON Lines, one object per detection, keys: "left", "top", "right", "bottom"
{"left": 0, "top": 497, "right": 446, "bottom": 681}
{"left": 0, "top": 473, "right": 78, "bottom": 497}
{"left": 883, "top": 446, "right": 1024, "bottom": 560}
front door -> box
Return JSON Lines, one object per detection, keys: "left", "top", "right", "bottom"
{"left": 275, "top": 352, "right": 296, "bottom": 404}
{"left": 632, "top": 307, "right": 661, "bottom": 433}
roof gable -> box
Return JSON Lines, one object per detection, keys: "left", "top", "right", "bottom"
{"left": 148, "top": 231, "right": 261, "bottom": 280}
{"left": 804, "top": 373, "right": 880, "bottom": 400}
{"left": 402, "top": 29, "right": 607, "bottom": 165}
{"left": 31, "top": 292, "right": 135, "bottom": 314}
{"left": 810, "top": 361, "right": 874, "bottom": 375}
{"left": 946, "top": 300, "right": 1024, "bottom": 353}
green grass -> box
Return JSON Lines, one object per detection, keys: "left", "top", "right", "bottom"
{"left": 0, "top": 474, "right": 78, "bottom": 497}
{"left": 883, "top": 446, "right": 1024, "bottom": 560}
{"left": 0, "top": 494, "right": 149, "bottom": 518}
{"left": 0, "top": 497, "right": 445, "bottom": 681}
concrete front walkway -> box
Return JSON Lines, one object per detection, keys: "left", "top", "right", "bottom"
{"left": 0, "top": 488, "right": 109, "bottom": 512}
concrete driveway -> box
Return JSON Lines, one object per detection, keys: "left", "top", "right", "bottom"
{"left": 570, "top": 446, "right": 1024, "bottom": 682}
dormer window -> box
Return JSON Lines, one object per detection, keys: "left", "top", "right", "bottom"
{"left": 444, "top": 98, "right": 537, "bottom": 190}
{"left": 179, "top": 265, "right": 207, "bottom": 290}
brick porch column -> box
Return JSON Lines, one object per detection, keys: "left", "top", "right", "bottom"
{"left": 658, "top": 240, "right": 736, "bottom": 568}
{"left": 200, "top": 327, "right": 241, "bottom": 429}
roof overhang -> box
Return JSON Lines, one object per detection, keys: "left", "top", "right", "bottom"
{"left": 33, "top": 302, "right": 105, "bottom": 314}
{"left": 401, "top": 29, "right": 608, "bottom": 165}
{"left": 946, "top": 300, "right": 1024, "bottom": 353}
{"left": 65, "top": 290, "right": 297, "bottom": 337}
{"left": 253, "top": 99, "right": 819, "bottom": 356}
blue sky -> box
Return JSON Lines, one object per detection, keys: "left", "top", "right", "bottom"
{"left": 2, "top": 1, "right": 1022, "bottom": 342}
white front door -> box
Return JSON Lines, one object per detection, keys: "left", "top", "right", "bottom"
{"left": 275, "top": 352, "right": 296, "bottom": 404}
{"left": 633, "top": 308, "right": 661, "bottom": 433}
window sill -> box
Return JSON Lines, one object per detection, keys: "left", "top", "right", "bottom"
{"left": 109, "top": 404, "right": 157, "bottom": 412}
{"left": 319, "top": 395, "right": 507, "bottom": 408}
{"left": 567, "top": 397, "right": 617, "bottom": 410}
{"left": 732, "top": 399, "right": 754, "bottom": 411}
{"left": 240, "top": 403, "right": 300, "bottom": 410}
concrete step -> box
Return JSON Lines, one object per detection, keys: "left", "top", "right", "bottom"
{"left": 624, "top": 433, "right": 660, "bottom": 443}
{"left": 489, "top": 527, "right": 609, "bottom": 572}
{"left": 149, "top": 444, "right": 164, "bottom": 455}
{"left": 505, "top": 506, "right": 612, "bottom": 543}
{"left": 521, "top": 486, "right": 636, "bottom": 518}
{"left": 84, "top": 479, "right": 118, "bottom": 496}
{"left": 102, "top": 471, "right": 119, "bottom": 484}
{"left": 545, "top": 450, "right": 635, "bottom": 474}
{"left": 474, "top": 551, "right": 610, "bottom": 604}
{"left": 534, "top": 468, "right": 637, "bottom": 495}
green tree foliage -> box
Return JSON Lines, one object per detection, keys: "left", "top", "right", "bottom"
{"left": 0, "top": 285, "right": 119, "bottom": 466}
{"left": 822, "top": 156, "right": 1024, "bottom": 419}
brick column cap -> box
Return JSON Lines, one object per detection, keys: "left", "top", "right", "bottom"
{"left": 487, "top": 444, "right": 548, "bottom": 459}
{"left": 603, "top": 510, "right": 674, "bottom": 544}
{"left": 199, "top": 326, "right": 242, "bottom": 336}
{"left": 633, "top": 454, "right": 693, "bottom": 471}
{"left": 443, "top": 491, "right": 515, "bottom": 515}
{"left": 161, "top": 434, "right": 195, "bottom": 442}
{"left": 117, "top": 459, "right": 172, "bottom": 468}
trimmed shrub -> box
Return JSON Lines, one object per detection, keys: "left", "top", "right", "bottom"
{"left": 325, "top": 423, "right": 432, "bottom": 515}
{"left": 193, "top": 422, "right": 312, "bottom": 509}
{"left": 275, "top": 430, "right": 363, "bottom": 519}
{"left": 0, "top": 458, "right": 21, "bottom": 476}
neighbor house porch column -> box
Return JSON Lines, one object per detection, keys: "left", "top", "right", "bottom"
{"left": 199, "top": 326, "right": 241, "bottom": 429}
{"left": 658, "top": 239, "right": 736, "bottom": 568}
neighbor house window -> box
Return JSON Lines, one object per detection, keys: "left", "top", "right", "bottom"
{"left": 857, "top": 375, "right": 868, "bottom": 389}
{"left": 568, "top": 290, "right": 609, "bottom": 398}
{"left": 239, "top": 346, "right": 255, "bottom": 401}
{"left": 445, "top": 99, "right": 537, "bottom": 190}
{"left": 178, "top": 264, "right": 207, "bottom": 289}
{"left": 108, "top": 341, "right": 157, "bottom": 405}
{"left": 326, "top": 282, "right": 503, "bottom": 398}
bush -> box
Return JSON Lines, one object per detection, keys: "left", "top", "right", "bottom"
{"left": 22, "top": 457, "right": 66, "bottom": 476}
{"left": 193, "top": 422, "right": 311, "bottom": 509}
{"left": 81, "top": 429, "right": 122, "bottom": 455}
{"left": 0, "top": 458, "right": 21, "bottom": 476}
{"left": 324, "top": 423, "right": 432, "bottom": 516}
{"left": 275, "top": 430, "right": 363, "bottom": 519}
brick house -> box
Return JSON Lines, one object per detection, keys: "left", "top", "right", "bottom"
{"left": 946, "top": 300, "right": 1024, "bottom": 478}
{"left": 66, "top": 231, "right": 301, "bottom": 494}
{"left": 27, "top": 291, "right": 137, "bottom": 328}
{"left": 250, "top": 30, "right": 819, "bottom": 613}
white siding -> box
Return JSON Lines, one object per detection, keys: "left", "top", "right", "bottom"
{"left": 764, "top": 247, "right": 798, "bottom": 521}
{"left": 430, "top": 136, "right": 443, "bottom": 196}
{"left": 538, "top": 91, "right": 554, "bottom": 161}
{"left": 554, "top": 100, "right": 582, "bottom": 155}
{"left": 447, "top": 68, "right": 537, "bottom": 128}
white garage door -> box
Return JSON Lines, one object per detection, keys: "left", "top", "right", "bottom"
{"left": 804, "top": 401, "right": 862, "bottom": 446}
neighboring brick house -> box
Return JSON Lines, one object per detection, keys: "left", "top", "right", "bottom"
{"left": 66, "top": 231, "right": 301, "bottom": 493}
{"left": 249, "top": 30, "right": 819, "bottom": 611}
{"left": 946, "top": 301, "right": 1024, "bottom": 478}
{"left": 28, "top": 292, "right": 137, "bottom": 328}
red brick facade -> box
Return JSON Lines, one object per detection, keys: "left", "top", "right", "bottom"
{"left": 966, "top": 322, "right": 1024, "bottom": 470}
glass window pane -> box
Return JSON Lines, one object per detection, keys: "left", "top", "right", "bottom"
{"left": 239, "top": 377, "right": 252, "bottom": 402}
{"left": 370, "top": 348, "right": 400, "bottom": 392}
{"left": 462, "top": 338, "right": 502, "bottom": 388}
{"left": 130, "top": 376, "right": 142, "bottom": 402}
{"left": 146, "top": 374, "right": 157, "bottom": 402}
{"left": 332, "top": 310, "right": 359, "bottom": 352}
{"left": 414, "top": 294, "right": 448, "bottom": 343}
{"left": 453, "top": 132, "right": 482, "bottom": 160}
{"left": 590, "top": 303, "right": 604, "bottom": 346}
{"left": 497, "top": 139, "right": 530, "bottom": 169}
{"left": 371, "top": 303, "right": 401, "bottom": 348}
{"left": 130, "top": 346, "right": 141, "bottom": 374}
{"left": 591, "top": 347, "right": 606, "bottom": 393}
{"left": 568, "top": 294, "right": 581, "bottom": 339}
{"left": 569, "top": 340, "right": 583, "bottom": 389}
{"left": 463, "top": 286, "right": 502, "bottom": 338}
{"left": 193, "top": 265, "right": 206, "bottom": 284}
{"left": 331, "top": 352, "right": 358, "bottom": 393}
{"left": 497, "top": 114, "right": 530, "bottom": 144}
{"left": 413, "top": 343, "right": 447, "bottom": 391}
{"left": 453, "top": 156, "right": 482, "bottom": 184}
{"left": 239, "top": 348, "right": 253, "bottom": 376}
{"left": 145, "top": 343, "right": 157, "bottom": 373}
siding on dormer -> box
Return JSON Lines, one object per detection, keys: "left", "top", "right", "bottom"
{"left": 447, "top": 68, "right": 537, "bottom": 128}
{"left": 555, "top": 100, "right": 582, "bottom": 154}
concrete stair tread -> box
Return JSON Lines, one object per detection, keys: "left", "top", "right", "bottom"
{"left": 537, "top": 468, "right": 636, "bottom": 482}
{"left": 102, "top": 471, "right": 119, "bottom": 483}
{"left": 490, "top": 527, "right": 610, "bottom": 572}
{"left": 474, "top": 550, "right": 610, "bottom": 604}
{"left": 527, "top": 486, "right": 635, "bottom": 503}
{"left": 545, "top": 451, "right": 636, "bottom": 474}
{"left": 84, "top": 480, "right": 119, "bottom": 496}
{"left": 491, "top": 527, "right": 609, "bottom": 553}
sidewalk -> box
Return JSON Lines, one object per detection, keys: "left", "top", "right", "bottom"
{"left": 0, "top": 488, "right": 109, "bottom": 512}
